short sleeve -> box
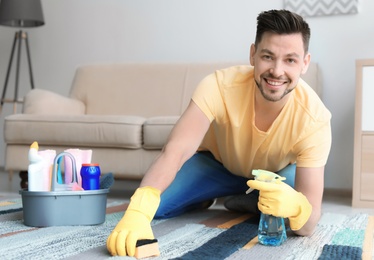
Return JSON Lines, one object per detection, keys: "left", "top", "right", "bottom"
{"left": 191, "top": 72, "right": 225, "bottom": 123}
{"left": 295, "top": 120, "right": 332, "bottom": 168}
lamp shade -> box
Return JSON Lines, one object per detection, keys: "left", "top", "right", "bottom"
{"left": 0, "top": 0, "right": 44, "bottom": 28}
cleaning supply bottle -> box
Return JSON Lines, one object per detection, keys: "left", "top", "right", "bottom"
{"left": 28, "top": 141, "right": 56, "bottom": 191}
{"left": 80, "top": 163, "right": 101, "bottom": 190}
{"left": 251, "top": 169, "right": 287, "bottom": 246}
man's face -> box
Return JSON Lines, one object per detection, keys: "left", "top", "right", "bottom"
{"left": 250, "top": 32, "right": 310, "bottom": 102}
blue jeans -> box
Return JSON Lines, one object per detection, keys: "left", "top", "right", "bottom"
{"left": 154, "top": 152, "right": 296, "bottom": 219}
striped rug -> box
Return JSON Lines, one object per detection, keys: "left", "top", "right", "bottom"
{"left": 0, "top": 195, "right": 373, "bottom": 259}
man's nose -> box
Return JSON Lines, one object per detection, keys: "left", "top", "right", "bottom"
{"left": 269, "top": 61, "right": 285, "bottom": 78}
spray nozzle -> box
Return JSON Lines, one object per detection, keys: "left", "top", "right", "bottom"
{"left": 252, "top": 169, "right": 286, "bottom": 183}
{"left": 246, "top": 169, "right": 286, "bottom": 194}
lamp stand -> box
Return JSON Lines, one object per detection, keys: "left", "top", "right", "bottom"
{"left": 0, "top": 30, "right": 35, "bottom": 114}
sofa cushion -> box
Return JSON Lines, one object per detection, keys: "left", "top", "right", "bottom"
{"left": 143, "top": 116, "right": 179, "bottom": 149}
{"left": 23, "top": 89, "right": 85, "bottom": 115}
{"left": 4, "top": 114, "right": 146, "bottom": 149}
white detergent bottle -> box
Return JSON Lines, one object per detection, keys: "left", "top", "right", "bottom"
{"left": 28, "top": 141, "right": 50, "bottom": 191}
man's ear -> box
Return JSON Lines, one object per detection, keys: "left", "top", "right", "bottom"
{"left": 301, "top": 53, "right": 311, "bottom": 74}
{"left": 249, "top": 44, "right": 256, "bottom": 66}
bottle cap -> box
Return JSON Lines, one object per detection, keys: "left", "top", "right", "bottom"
{"left": 82, "top": 163, "right": 99, "bottom": 166}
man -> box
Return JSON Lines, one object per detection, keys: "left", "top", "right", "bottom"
{"left": 107, "top": 9, "right": 332, "bottom": 257}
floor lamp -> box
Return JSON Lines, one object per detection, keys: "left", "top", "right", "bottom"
{"left": 0, "top": 0, "right": 44, "bottom": 114}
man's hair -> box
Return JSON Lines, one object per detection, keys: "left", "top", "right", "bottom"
{"left": 255, "top": 9, "right": 311, "bottom": 53}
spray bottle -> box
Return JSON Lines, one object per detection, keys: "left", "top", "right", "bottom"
{"left": 247, "top": 169, "right": 287, "bottom": 246}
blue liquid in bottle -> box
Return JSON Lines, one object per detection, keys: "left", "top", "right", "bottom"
{"left": 258, "top": 213, "right": 287, "bottom": 246}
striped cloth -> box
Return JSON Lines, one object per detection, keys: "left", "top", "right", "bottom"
{"left": 0, "top": 195, "right": 373, "bottom": 259}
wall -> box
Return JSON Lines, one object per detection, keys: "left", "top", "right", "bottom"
{"left": 0, "top": 0, "right": 373, "bottom": 190}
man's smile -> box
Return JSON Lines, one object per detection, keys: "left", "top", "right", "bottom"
{"left": 264, "top": 78, "right": 288, "bottom": 90}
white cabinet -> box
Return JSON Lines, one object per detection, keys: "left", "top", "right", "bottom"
{"left": 353, "top": 59, "right": 374, "bottom": 207}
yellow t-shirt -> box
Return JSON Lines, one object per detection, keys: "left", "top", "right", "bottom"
{"left": 192, "top": 65, "right": 332, "bottom": 178}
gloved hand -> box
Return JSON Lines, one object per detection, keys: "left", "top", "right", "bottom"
{"left": 106, "top": 186, "right": 161, "bottom": 256}
{"left": 247, "top": 180, "right": 312, "bottom": 231}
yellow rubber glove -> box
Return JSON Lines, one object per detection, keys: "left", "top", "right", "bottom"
{"left": 106, "top": 186, "right": 161, "bottom": 256}
{"left": 247, "top": 180, "right": 312, "bottom": 231}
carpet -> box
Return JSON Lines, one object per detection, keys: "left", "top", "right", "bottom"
{"left": 0, "top": 195, "right": 373, "bottom": 260}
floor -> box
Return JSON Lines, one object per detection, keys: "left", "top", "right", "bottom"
{"left": 1, "top": 169, "right": 374, "bottom": 216}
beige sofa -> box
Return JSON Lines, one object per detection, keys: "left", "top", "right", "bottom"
{"left": 3, "top": 62, "right": 321, "bottom": 182}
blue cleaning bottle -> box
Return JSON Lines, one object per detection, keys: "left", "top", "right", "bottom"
{"left": 80, "top": 163, "right": 101, "bottom": 190}
{"left": 248, "top": 169, "right": 287, "bottom": 246}
{"left": 258, "top": 212, "right": 287, "bottom": 246}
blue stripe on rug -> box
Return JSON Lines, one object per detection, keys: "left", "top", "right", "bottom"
{"left": 0, "top": 208, "right": 23, "bottom": 215}
{"left": 318, "top": 244, "right": 362, "bottom": 260}
{"left": 172, "top": 218, "right": 258, "bottom": 260}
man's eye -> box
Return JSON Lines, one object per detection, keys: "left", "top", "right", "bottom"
{"left": 263, "top": 55, "right": 272, "bottom": 60}
{"left": 287, "top": 59, "right": 296, "bottom": 64}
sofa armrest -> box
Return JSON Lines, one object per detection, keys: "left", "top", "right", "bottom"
{"left": 23, "top": 89, "right": 85, "bottom": 115}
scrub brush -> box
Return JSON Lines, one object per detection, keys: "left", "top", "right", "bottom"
{"left": 100, "top": 172, "right": 114, "bottom": 189}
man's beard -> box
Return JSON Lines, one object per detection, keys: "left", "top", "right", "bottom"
{"left": 255, "top": 79, "right": 295, "bottom": 102}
